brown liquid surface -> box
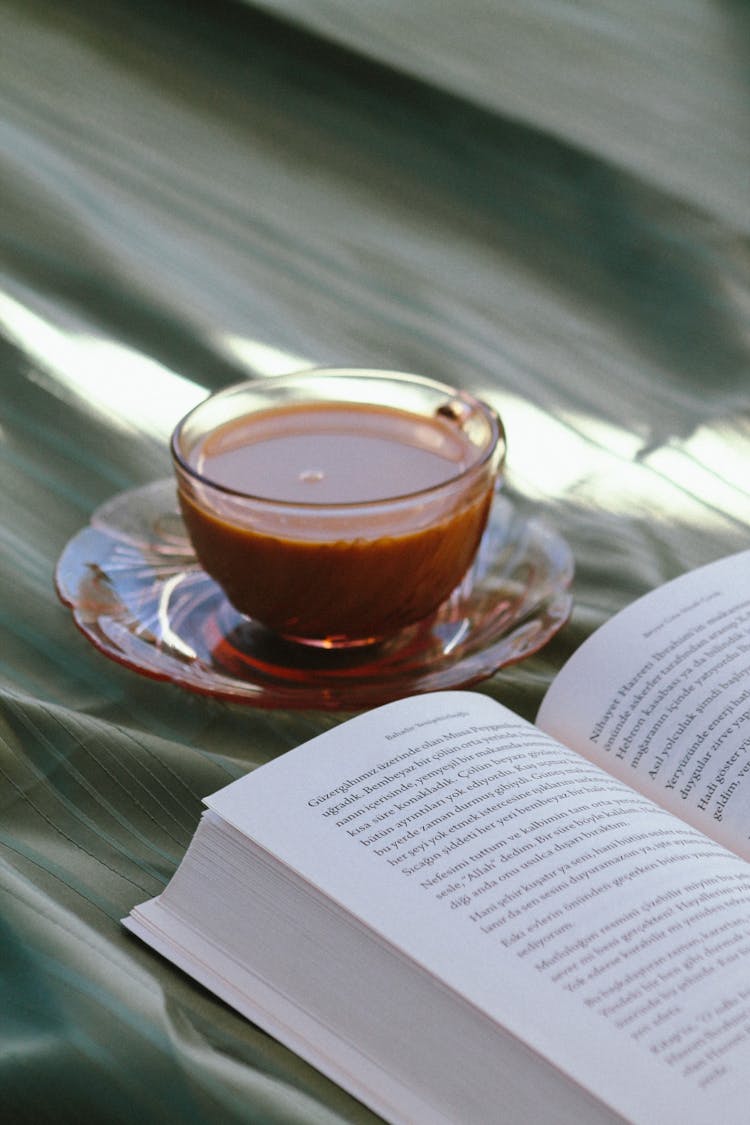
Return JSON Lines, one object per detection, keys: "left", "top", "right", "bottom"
{"left": 180, "top": 401, "right": 495, "bottom": 641}
{"left": 191, "top": 402, "right": 474, "bottom": 502}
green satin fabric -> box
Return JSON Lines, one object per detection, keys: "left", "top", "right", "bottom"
{"left": 1, "top": 1, "right": 748, "bottom": 1121}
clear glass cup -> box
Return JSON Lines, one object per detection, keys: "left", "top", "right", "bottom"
{"left": 171, "top": 368, "right": 505, "bottom": 647}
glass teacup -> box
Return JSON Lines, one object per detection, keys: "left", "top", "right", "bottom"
{"left": 171, "top": 368, "right": 505, "bottom": 647}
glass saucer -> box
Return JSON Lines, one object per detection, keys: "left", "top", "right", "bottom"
{"left": 55, "top": 480, "right": 573, "bottom": 711}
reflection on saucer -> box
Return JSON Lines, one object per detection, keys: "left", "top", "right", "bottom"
{"left": 55, "top": 480, "right": 573, "bottom": 710}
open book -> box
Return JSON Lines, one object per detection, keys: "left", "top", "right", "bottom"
{"left": 124, "top": 550, "right": 750, "bottom": 1125}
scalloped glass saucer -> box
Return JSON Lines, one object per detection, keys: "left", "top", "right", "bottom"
{"left": 55, "top": 480, "right": 573, "bottom": 711}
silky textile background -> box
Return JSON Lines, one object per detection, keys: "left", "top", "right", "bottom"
{"left": 1, "top": 1, "right": 749, "bottom": 1122}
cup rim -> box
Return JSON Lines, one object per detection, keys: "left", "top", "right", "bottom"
{"left": 171, "top": 368, "right": 505, "bottom": 511}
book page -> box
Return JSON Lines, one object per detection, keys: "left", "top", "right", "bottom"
{"left": 204, "top": 689, "right": 750, "bottom": 1125}
{"left": 537, "top": 550, "right": 750, "bottom": 859}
